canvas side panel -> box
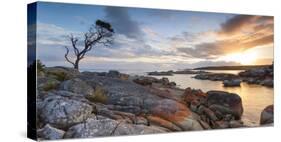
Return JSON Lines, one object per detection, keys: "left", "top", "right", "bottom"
{"left": 27, "top": 2, "right": 37, "bottom": 141}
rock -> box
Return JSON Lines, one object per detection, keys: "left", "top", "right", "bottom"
{"left": 160, "top": 77, "right": 170, "bottom": 85}
{"left": 214, "top": 120, "right": 229, "bottom": 129}
{"left": 182, "top": 87, "right": 206, "bottom": 106}
{"left": 260, "top": 78, "right": 273, "bottom": 87}
{"left": 223, "top": 114, "right": 235, "bottom": 121}
{"left": 148, "top": 71, "right": 173, "bottom": 76}
{"left": 202, "top": 107, "right": 218, "bottom": 121}
{"left": 64, "top": 118, "right": 117, "bottom": 138}
{"left": 197, "top": 105, "right": 206, "bottom": 115}
{"left": 45, "top": 66, "right": 80, "bottom": 81}
{"left": 168, "top": 81, "right": 176, "bottom": 87}
{"left": 147, "top": 115, "right": 182, "bottom": 131}
{"left": 239, "top": 68, "right": 267, "bottom": 77}
{"left": 135, "top": 116, "right": 148, "bottom": 125}
{"left": 114, "top": 122, "right": 167, "bottom": 136}
{"left": 229, "top": 120, "right": 244, "bottom": 128}
{"left": 239, "top": 66, "right": 274, "bottom": 87}
{"left": 174, "top": 70, "right": 209, "bottom": 74}
{"left": 260, "top": 105, "right": 274, "bottom": 125}
{"left": 37, "top": 124, "right": 65, "bottom": 140}
{"left": 107, "top": 70, "right": 121, "bottom": 78}
{"left": 147, "top": 87, "right": 183, "bottom": 103}
{"left": 150, "top": 99, "right": 203, "bottom": 131}
{"left": 93, "top": 103, "right": 147, "bottom": 125}
{"left": 206, "top": 91, "right": 243, "bottom": 119}
{"left": 96, "top": 107, "right": 124, "bottom": 121}
{"left": 223, "top": 79, "right": 241, "bottom": 87}
{"left": 190, "top": 100, "right": 200, "bottom": 112}
{"left": 105, "top": 104, "right": 141, "bottom": 115}
{"left": 81, "top": 71, "right": 100, "bottom": 77}
{"left": 132, "top": 76, "right": 175, "bottom": 87}
{"left": 38, "top": 92, "right": 93, "bottom": 129}
{"left": 64, "top": 118, "right": 166, "bottom": 138}
{"left": 194, "top": 73, "right": 239, "bottom": 81}
{"left": 214, "top": 110, "right": 224, "bottom": 120}
{"left": 198, "top": 120, "right": 211, "bottom": 130}
{"left": 82, "top": 70, "right": 129, "bottom": 80}
{"left": 59, "top": 78, "right": 94, "bottom": 97}
{"left": 78, "top": 76, "right": 155, "bottom": 110}
{"left": 243, "top": 77, "right": 256, "bottom": 84}
{"left": 77, "top": 75, "right": 203, "bottom": 130}
{"left": 37, "top": 77, "right": 60, "bottom": 91}
{"left": 133, "top": 76, "right": 158, "bottom": 86}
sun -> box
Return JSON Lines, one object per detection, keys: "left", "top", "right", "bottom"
{"left": 220, "top": 51, "right": 258, "bottom": 65}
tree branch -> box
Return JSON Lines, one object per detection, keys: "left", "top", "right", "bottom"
{"left": 64, "top": 46, "right": 75, "bottom": 66}
{"left": 70, "top": 35, "right": 80, "bottom": 56}
{"left": 64, "top": 20, "right": 114, "bottom": 70}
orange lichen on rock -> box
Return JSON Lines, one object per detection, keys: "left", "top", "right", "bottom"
{"left": 150, "top": 99, "right": 191, "bottom": 122}
{"left": 147, "top": 115, "right": 182, "bottom": 131}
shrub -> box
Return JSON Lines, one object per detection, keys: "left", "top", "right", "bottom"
{"left": 38, "top": 78, "right": 60, "bottom": 91}
{"left": 50, "top": 72, "right": 68, "bottom": 81}
{"left": 37, "top": 60, "right": 45, "bottom": 72}
{"left": 86, "top": 86, "right": 108, "bottom": 104}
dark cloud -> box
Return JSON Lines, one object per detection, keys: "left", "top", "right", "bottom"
{"left": 219, "top": 15, "right": 255, "bottom": 34}
{"left": 104, "top": 7, "right": 143, "bottom": 39}
{"left": 219, "top": 15, "right": 273, "bottom": 35}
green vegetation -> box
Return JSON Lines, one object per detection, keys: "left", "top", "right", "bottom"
{"left": 37, "top": 60, "right": 45, "bottom": 72}
{"left": 48, "top": 71, "right": 69, "bottom": 81}
{"left": 40, "top": 78, "right": 60, "bottom": 91}
{"left": 86, "top": 86, "right": 108, "bottom": 104}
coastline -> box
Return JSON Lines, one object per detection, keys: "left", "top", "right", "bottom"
{"left": 36, "top": 65, "right": 273, "bottom": 140}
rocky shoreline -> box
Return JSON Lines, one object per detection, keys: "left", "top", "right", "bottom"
{"left": 147, "top": 70, "right": 209, "bottom": 76}
{"left": 194, "top": 65, "right": 273, "bottom": 87}
{"left": 147, "top": 65, "right": 273, "bottom": 87}
{"left": 36, "top": 66, "right": 274, "bottom": 140}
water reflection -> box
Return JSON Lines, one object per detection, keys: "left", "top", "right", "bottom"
{"left": 151, "top": 74, "right": 274, "bottom": 126}
{"left": 200, "top": 70, "right": 244, "bottom": 75}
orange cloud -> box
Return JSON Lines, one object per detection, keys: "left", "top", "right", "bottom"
{"left": 177, "top": 15, "right": 274, "bottom": 59}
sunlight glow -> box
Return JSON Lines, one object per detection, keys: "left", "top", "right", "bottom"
{"left": 219, "top": 51, "right": 258, "bottom": 65}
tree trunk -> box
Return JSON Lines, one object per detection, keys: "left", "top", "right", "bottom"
{"left": 74, "top": 60, "right": 79, "bottom": 70}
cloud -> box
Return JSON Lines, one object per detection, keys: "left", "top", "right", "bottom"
{"left": 36, "top": 12, "right": 273, "bottom": 70}
{"left": 170, "top": 32, "right": 198, "bottom": 43}
{"left": 242, "top": 34, "right": 273, "bottom": 48}
{"left": 36, "top": 22, "right": 174, "bottom": 68}
{"left": 145, "top": 10, "right": 178, "bottom": 20}
{"left": 189, "top": 60, "right": 241, "bottom": 68}
{"left": 178, "top": 34, "right": 273, "bottom": 59}
{"left": 37, "top": 22, "right": 80, "bottom": 46}
{"left": 176, "top": 15, "right": 273, "bottom": 59}
{"left": 36, "top": 23, "right": 81, "bottom": 66}
{"left": 104, "top": 7, "right": 143, "bottom": 39}
{"left": 219, "top": 15, "right": 255, "bottom": 34}
{"left": 219, "top": 15, "right": 273, "bottom": 37}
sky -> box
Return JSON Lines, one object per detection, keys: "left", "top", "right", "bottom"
{"left": 33, "top": 2, "right": 274, "bottom": 71}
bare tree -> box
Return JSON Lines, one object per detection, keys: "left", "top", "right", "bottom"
{"left": 64, "top": 20, "right": 114, "bottom": 70}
